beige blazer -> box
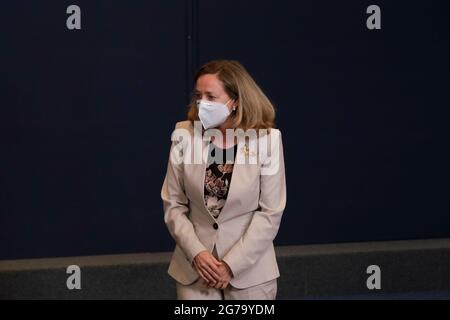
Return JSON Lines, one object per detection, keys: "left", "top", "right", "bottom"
{"left": 161, "top": 120, "right": 287, "bottom": 289}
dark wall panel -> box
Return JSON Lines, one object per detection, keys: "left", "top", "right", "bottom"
{"left": 0, "top": 1, "right": 187, "bottom": 259}
{"left": 198, "top": 0, "right": 450, "bottom": 245}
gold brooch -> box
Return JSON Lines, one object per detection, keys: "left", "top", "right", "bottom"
{"left": 240, "top": 144, "right": 257, "bottom": 157}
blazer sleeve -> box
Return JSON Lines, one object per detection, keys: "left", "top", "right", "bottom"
{"left": 222, "top": 129, "right": 287, "bottom": 277}
{"left": 161, "top": 123, "right": 207, "bottom": 263}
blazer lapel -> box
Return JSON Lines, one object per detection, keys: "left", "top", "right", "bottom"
{"left": 198, "top": 139, "right": 217, "bottom": 221}
{"left": 218, "top": 135, "right": 259, "bottom": 222}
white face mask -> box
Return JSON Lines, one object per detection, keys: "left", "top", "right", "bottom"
{"left": 197, "top": 99, "right": 232, "bottom": 129}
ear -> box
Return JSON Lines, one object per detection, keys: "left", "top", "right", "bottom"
{"left": 233, "top": 99, "right": 239, "bottom": 111}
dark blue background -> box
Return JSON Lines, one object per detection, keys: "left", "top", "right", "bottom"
{"left": 1, "top": 1, "right": 449, "bottom": 260}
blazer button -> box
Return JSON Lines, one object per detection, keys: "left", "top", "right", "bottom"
{"left": 213, "top": 223, "right": 218, "bottom": 230}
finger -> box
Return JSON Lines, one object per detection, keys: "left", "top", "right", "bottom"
{"left": 203, "top": 252, "right": 221, "bottom": 268}
{"left": 202, "top": 277, "right": 211, "bottom": 286}
{"left": 204, "top": 252, "right": 221, "bottom": 266}
{"left": 209, "top": 279, "right": 222, "bottom": 289}
{"left": 212, "top": 258, "right": 222, "bottom": 266}
{"left": 194, "top": 265, "right": 210, "bottom": 284}
{"left": 217, "top": 265, "right": 229, "bottom": 279}
{"left": 202, "top": 271, "right": 216, "bottom": 285}
{"left": 201, "top": 262, "right": 221, "bottom": 281}
{"left": 204, "top": 260, "right": 222, "bottom": 279}
{"left": 208, "top": 259, "right": 224, "bottom": 277}
{"left": 193, "top": 260, "right": 209, "bottom": 281}
{"left": 200, "top": 266, "right": 218, "bottom": 285}
{"left": 199, "top": 272, "right": 210, "bottom": 284}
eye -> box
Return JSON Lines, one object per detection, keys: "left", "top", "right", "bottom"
{"left": 207, "top": 95, "right": 216, "bottom": 101}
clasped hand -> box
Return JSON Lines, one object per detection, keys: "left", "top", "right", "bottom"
{"left": 192, "top": 250, "right": 233, "bottom": 289}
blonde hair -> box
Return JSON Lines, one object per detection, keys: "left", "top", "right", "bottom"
{"left": 187, "top": 60, "right": 276, "bottom": 131}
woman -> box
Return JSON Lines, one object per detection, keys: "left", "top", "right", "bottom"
{"left": 161, "top": 60, "right": 286, "bottom": 300}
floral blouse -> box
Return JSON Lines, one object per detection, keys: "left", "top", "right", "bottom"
{"left": 204, "top": 142, "right": 238, "bottom": 219}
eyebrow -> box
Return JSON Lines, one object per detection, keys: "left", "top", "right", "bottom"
{"left": 194, "top": 90, "right": 217, "bottom": 96}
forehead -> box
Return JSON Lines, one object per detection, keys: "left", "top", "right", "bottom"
{"left": 195, "top": 74, "right": 225, "bottom": 93}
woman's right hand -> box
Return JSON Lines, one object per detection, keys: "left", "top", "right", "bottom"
{"left": 192, "top": 250, "right": 222, "bottom": 285}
